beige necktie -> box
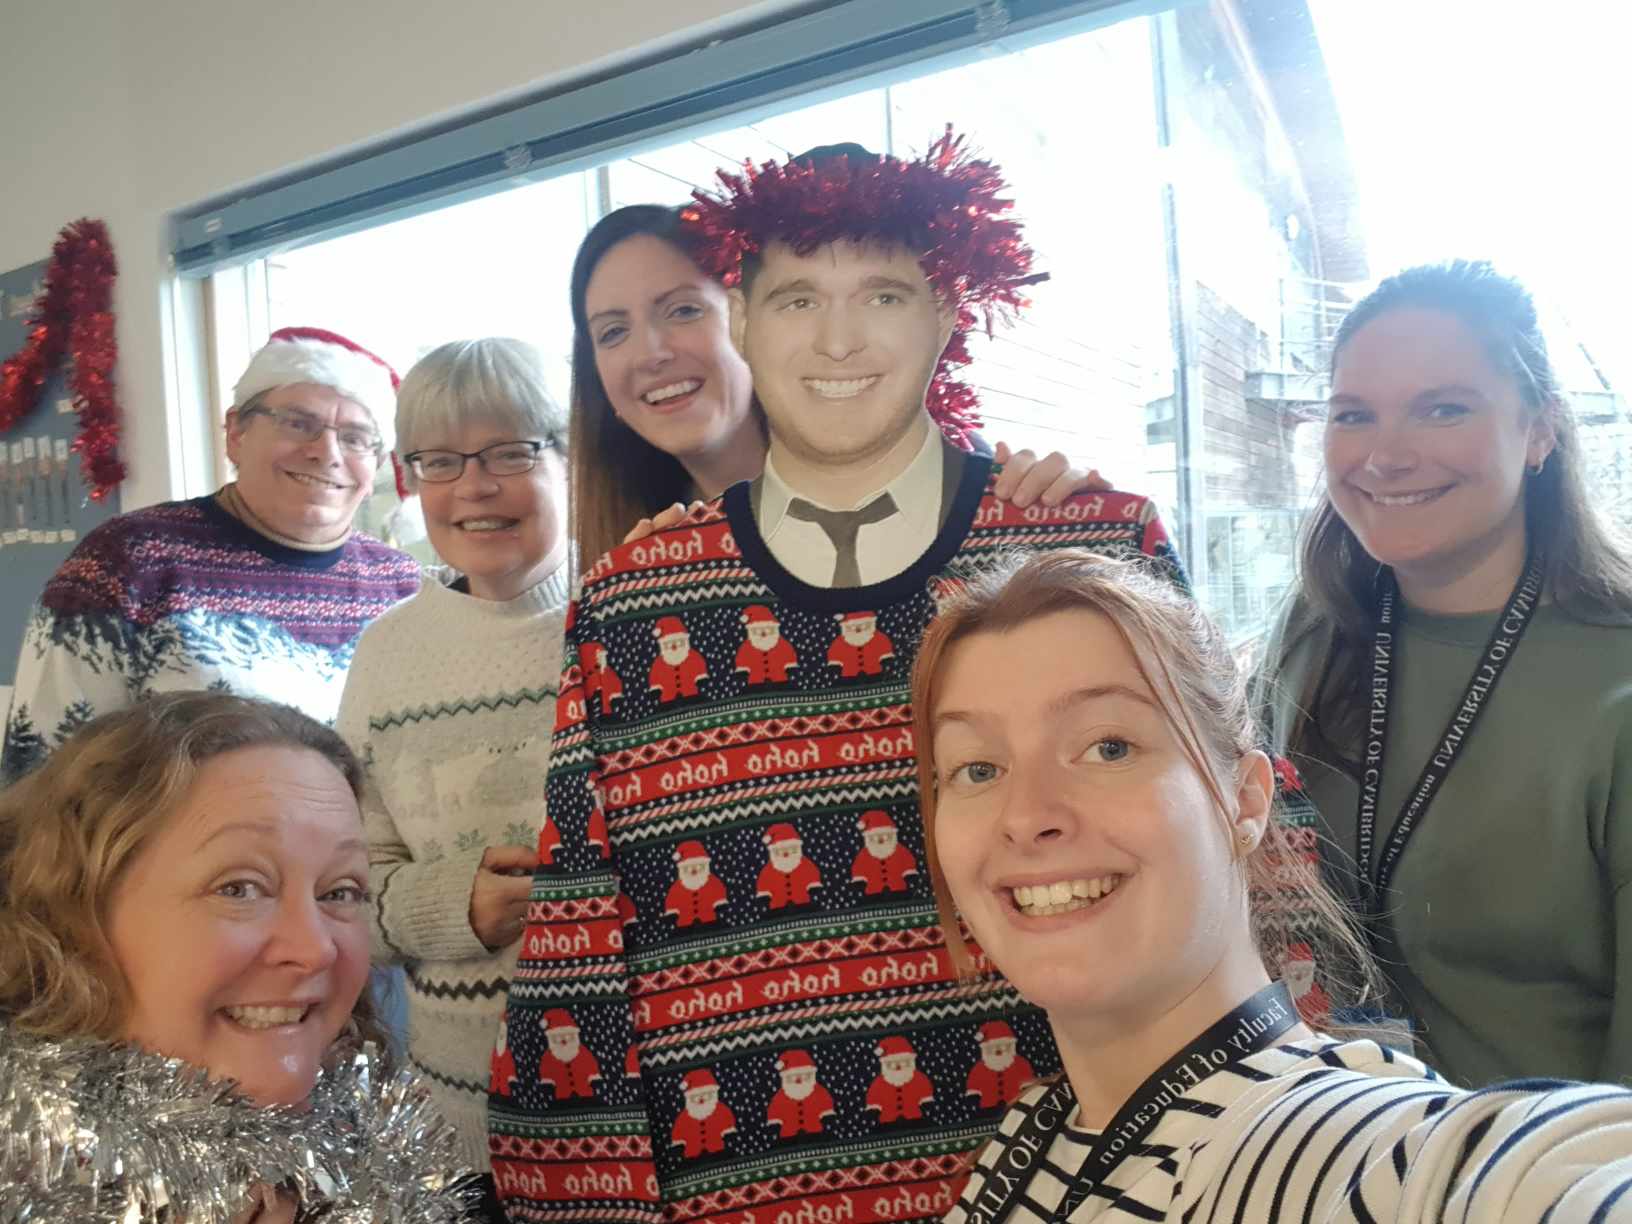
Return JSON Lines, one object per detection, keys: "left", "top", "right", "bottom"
{"left": 785, "top": 493, "right": 898, "bottom": 587}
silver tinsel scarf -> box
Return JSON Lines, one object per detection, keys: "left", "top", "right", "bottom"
{"left": 0, "top": 1023, "right": 474, "bottom": 1222}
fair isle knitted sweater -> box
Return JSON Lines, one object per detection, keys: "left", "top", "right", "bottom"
{"left": 336, "top": 564, "right": 571, "bottom": 1171}
{"left": 2, "top": 495, "right": 420, "bottom": 785}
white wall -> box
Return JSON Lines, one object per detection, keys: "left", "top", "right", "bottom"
{"left": 0, "top": 0, "right": 791, "bottom": 512}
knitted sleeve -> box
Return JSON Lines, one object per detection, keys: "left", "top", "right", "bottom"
{"left": 336, "top": 631, "right": 490, "bottom": 965}
{"left": 2, "top": 532, "right": 145, "bottom": 784}
{"left": 493, "top": 595, "right": 659, "bottom": 1223}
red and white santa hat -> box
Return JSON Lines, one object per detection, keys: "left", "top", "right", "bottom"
{"left": 876, "top": 1035, "right": 915, "bottom": 1059}
{"left": 233, "top": 326, "right": 399, "bottom": 449}
{"left": 763, "top": 822, "right": 801, "bottom": 848}
{"left": 1285, "top": 941, "right": 1314, "bottom": 963}
{"left": 654, "top": 616, "right": 689, "bottom": 641}
{"left": 232, "top": 325, "right": 407, "bottom": 496}
{"left": 683, "top": 1069, "right": 719, "bottom": 1092}
{"left": 776, "top": 1049, "right": 816, "bottom": 1073}
{"left": 977, "top": 1020, "right": 1016, "bottom": 1045}
{"left": 858, "top": 810, "right": 896, "bottom": 834}
{"left": 837, "top": 610, "right": 876, "bottom": 626}
{"left": 674, "top": 839, "right": 710, "bottom": 865}
{"left": 542, "top": 1008, "right": 579, "bottom": 1033}
{"left": 742, "top": 604, "right": 779, "bottom": 627}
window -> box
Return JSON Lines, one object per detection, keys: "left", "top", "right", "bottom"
{"left": 205, "top": 0, "right": 1630, "bottom": 643}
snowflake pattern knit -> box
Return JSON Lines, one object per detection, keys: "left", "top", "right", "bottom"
{"left": 491, "top": 455, "right": 1183, "bottom": 1224}
{"left": 1, "top": 495, "right": 420, "bottom": 783}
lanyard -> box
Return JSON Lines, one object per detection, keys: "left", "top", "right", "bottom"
{"left": 962, "top": 983, "right": 1298, "bottom": 1224}
{"left": 1355, "top": 555, "right": 1545, "bottom": 918}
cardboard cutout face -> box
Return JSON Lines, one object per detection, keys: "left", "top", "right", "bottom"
{"left": 730, "top": 240, "right": 954, "bottom": 470}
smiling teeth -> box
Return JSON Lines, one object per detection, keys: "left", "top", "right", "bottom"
{"left": 287, "top": 472, "right": 342, "bottom": 489}
{"left": 459, "top": 518, "right": 515, "bottom": 532}
{"left": 804, "top": 377, "right": 879, "bottom": 399}
{"left": 1369, "top": 489, "right": 1446, "bottom": 507}
{"left": 1011, "top": 875, "right": 1123, "bottom": 916}
{"left": 224, "top": 1005, "right": 308, "bottom": 1029}
{"left": 644, "top": 380, "right": 701, "bottom": 404}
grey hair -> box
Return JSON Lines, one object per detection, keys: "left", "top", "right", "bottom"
{"left": 394, "top": 338, "right": 568, "bottom": 475}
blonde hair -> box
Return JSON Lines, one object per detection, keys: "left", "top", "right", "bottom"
{"left": 0, "top": 692, "right": 386, "bottom": 1048}
{"left": 911, "top": 550, "right": 1379, "bottom": 1012}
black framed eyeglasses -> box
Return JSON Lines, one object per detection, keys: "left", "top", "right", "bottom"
{"left": 403, "top": 440, "right": 549, "bottom": 483}
{"left": 241, "top": 405, "right": 382, "bottom": 456}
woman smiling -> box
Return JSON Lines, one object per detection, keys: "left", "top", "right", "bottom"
{"left": 1260, "top": 261, "right": 1632, "bottom": 1087}
{"left": 0, "top": 692, "right": 466, "bottom": 1222}
{"left": 916, "top": 551, "right": 1632, "bottom": 1222}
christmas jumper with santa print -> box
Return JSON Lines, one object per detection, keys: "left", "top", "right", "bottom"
{"left": 493, "top": 449, "right": 1183, "bottom": 1224}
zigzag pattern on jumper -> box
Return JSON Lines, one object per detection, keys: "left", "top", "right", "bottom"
{"left": 2, "top": 495, "right": 419, "bottom": 785}
{"left": 369, "top": 686, "right": 559, "bottom": 731}
{"left": 494, "top": 456, "right": 1184, "bottom": 1224}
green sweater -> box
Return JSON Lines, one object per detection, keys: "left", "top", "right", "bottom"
{"left": 1263, "top": 599, "right": 1632, "bottom": 1088}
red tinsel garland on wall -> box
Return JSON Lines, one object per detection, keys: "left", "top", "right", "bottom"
{"left": 0, "top": 218, "right": 126, "bottom": 500}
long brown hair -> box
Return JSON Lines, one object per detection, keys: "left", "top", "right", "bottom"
{"left": 568, "top": 204, "right": 765, "bottom": 568}
{"left": 911, "top": 549, "right": 1379, "bottom": 1015}
{"left": 0, "top": 692, "right": 389, "bottom": 1053}
{"left": 1280, "top": 260, "right": 1632, "bottom": 766}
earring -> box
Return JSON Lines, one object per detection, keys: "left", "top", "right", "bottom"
{"left": 1237, "top": 829, "right": 1257, "bottom": 850}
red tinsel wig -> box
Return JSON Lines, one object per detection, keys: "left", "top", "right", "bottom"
{"left": 680, "top": 127, "right": 1045, "bottom": 446}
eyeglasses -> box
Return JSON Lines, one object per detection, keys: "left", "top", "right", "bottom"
{"left": 403, "top": 440, "right": 550, "bottom": 483}
{"left": 241, "top": 406, "right": 382, "bottom": 456}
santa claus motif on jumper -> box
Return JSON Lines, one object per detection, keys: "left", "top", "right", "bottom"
{"left": 649, "top": 616, "right": 708, "bottom": 702}
{"left": 866, "top": 1035, "right": 933, "bottom": 1124}
{"left": 665, "top": 840, "right": 728, "bottom": 927}
{"left": 586, "top": 780, "right": 611, "bottom": 860}
{"left": 537, "top": 1009, "right": 601, "bottom": 1100}
{"left": 756, "top": 823, "right": 823, "bottom": 909}
{"left": 537, "top": 809, "right": 562, "bottom": 866}
{"left": 671, "top": 1068, "right": 737, "bottom": 1157}
{"left": 826, "top": 611, "right": 894, "bottom": 678}
{"left": 581, "top": 641, "right": 625, "bottom": 713}
{"left": 735, "top": 604, "right": 800, "bottom": 684}
{"left": 626, "top": 1045, "right": 642, "bottom": 1079}
{"left": 765, "top": 1049, "right": 835, "bottom": 1139}
{"left": 491, "top": 1012, "right": 518, "bottom": 1097}
{"left": 1284, "top": 941, "right": 1332, "bottom": 1025}
{"left": 851, "top": 810, "right": 918, "bottom": 895}
{"left": 964, "top": 1020, "right": 1035, "bottom": 1109}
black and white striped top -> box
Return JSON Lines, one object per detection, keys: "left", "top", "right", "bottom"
{"left": 946, "top": 1038, "right": 1632, "bottom": 1222}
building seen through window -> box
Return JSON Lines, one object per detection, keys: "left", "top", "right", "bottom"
{"left": 249, "top": 0, "right": 1629, "bottom": 643}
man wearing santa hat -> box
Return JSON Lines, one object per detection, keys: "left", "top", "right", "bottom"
{"left": 866, "top": 1036, "right": 934, "bottom": 1124}
{"left": 671, "top": 1069, "right": 737, "bottom": 1157}
{"left": 826, "top": 611, "right": 894, "bottom": 679}
{"left": 648, "top": 615, "right": 708, "bottom": 702}
{"left": 756, "top": 823, "right": 823, "bottom": 909}
{"left": 851, "top": 811, "right": 919, "bottom": 895}
{"left": 735, "top": 604, "right": 800, "bottom": 684}
{"left": 3, "top": 326, "right": 420, "bottom": 784}
{"left": 537, "top": 1009, "right": 602, "bottom": 1100}
{"left": 665, "top": 840, "right": 728, "bottom": 926}
{"left": 766, "top": 1049, "right": 835, "bottom": 1139}
{"left": 964, "top": 1021, "right": 1035, "bottom": 1109}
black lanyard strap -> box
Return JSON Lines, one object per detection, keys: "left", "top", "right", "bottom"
{"left": 1355, "top": 555, "right": 1545, "bottom": 918}
{"left": 963, "top": 983, "right": 1298, "bottom": 1224}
